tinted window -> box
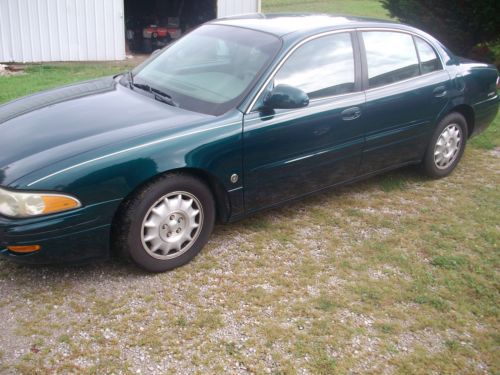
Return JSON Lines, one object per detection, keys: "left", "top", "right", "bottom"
{"left": 274, "top": 33, "right": 356, "bottom": 100}
{"left": 415, "top": 37, "right": 442, "bottom": 74}
{"left": 362, "top": 31, "right": 419, "bottom": 88}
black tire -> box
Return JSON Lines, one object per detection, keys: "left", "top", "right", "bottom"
{"left": 421, "top": 112, "right": 468, "bottom": 178}
{"left": 114, "top": 173, "right": 215, "bottom": 272}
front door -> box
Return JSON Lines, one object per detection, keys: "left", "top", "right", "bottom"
{"left": 243, "top": 32, "right": 365, "bottom": 212}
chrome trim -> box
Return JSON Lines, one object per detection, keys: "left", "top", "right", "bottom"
{"left": 245, "top": 26, "right": 447, "bottom": 114}
{"left": 364, "top": 70, "right": 447, "bottom": 94}
{"left": 309, "top": 90, "right": 363, "bottom": 104}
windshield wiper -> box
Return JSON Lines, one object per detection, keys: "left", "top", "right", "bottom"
{"left": 128, "top": 72, "right": 179, "bottom": 107}
{"left": 127, "top": 71, "right": 134, "bottom": 89}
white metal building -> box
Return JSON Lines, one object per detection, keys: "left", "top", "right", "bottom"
{"left": 0, "top": 0, "right": 261, "bottom": 63}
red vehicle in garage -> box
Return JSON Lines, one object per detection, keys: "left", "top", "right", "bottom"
{"left": 142, "top": 19, "right": 182, "bottom": 53}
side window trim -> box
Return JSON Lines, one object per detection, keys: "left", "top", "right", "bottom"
{"left": 412, "top": 35, "right": 423, "bottom": 75}
{"left": 355, "top": 30, "right": 369, "bottom": 91}
{"left": 357, "top": 28, "right": 445, "bottom": 91}
{"left": 246, "top": 29, "right": 362, "bottom": 114}
{"left": 352, "top": 31, "right": 364, "bottom": 93}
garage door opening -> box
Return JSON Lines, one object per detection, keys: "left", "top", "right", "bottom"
{"left": 124, "top": 0, "right": 217, "bottom": 54}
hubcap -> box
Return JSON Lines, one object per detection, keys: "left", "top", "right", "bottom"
{"left": 434, "top": 124, "right": 462, "bottom": 170}
{"left": 141, "top": 192, "right": 203, "bottom": 260}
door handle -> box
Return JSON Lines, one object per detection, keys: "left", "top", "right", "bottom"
{"left": 341, "top": 107, "right": 362, "bottom": 121}
{"left": 433, "top": 86, "right": 447, "bottom": 98}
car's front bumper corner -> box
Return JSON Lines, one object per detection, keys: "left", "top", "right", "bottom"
{"left": 0, "top": 199, "right": 121, "bottom": 265}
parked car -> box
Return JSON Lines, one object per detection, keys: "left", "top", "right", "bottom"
{"left": 142, "top": 19, "right": 182, "bottom": 53}
{"left": 0, "top": 14, "right": 498, "bottom": 272}
{"left": 127, "top": 18, "right": 182, "bottom": 53}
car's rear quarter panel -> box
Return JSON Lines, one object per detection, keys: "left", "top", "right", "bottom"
{"left": 462, "top": 64, "right": 499, "bottom": 136}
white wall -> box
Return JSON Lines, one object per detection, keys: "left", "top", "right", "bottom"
{"left": 0, "top": 0, "right": 126, "bottom": 62}
{"left": 217, "top": 0, "right": 261, "bottom": 18}
{"left": 0, "top": 0, "right": 260, "bottom": 63}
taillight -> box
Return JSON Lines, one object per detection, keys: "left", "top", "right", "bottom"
{"left": 497, "top": 76, "right": 500, "bottom": 90}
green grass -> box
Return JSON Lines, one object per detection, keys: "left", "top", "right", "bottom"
{"left": 0, "top": 63, "right": 135, "bottom": 104}
{"left": 0, "top": 1, "right": 499, "bottom": 373}
{"left": 471, "top": 113, "right": 500, "bottom": 150}
{"left": 262, "top": 0, "right": 391, "bottom": 19}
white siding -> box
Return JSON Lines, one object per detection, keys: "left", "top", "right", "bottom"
{"left": 0, "top": 0, "right": 125, "bottom": 62}
{"left": 0, "top": 0, "right": 261, "bottom": 63}
{"left": 217, "top": 0, "right": 261, "bottom": 18}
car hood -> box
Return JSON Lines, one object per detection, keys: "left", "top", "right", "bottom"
{"left": 0, "top": 76, "right": 210, "bottom": 186}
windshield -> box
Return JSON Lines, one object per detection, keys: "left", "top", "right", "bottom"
{"left": 132, "top": 25, "right": 282, "bottom": 116}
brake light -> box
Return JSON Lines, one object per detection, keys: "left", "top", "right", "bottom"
{"left": 497, "top": 76, "right": 500, "bottom": 90}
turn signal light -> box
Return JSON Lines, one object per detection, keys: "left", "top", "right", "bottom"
{"left": 7, "top": 245, "right": 41, "bottom": 253}
{"left": 41, "top": 196, "right": 80, "bottom": 215}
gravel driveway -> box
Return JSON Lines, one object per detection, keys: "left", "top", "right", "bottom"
{"left": 0, "top": 148, "right": 498, "bottom": 374}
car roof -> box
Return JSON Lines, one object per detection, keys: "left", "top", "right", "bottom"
{"left": 211, "top": 13, "right": 399, "bottom": 38}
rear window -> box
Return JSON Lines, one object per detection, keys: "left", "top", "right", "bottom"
{"left": 362, "top": 31, "right": 420, "bottom": 88}
{"left": 415, "top": 37, "right": 442, "bottom": 74}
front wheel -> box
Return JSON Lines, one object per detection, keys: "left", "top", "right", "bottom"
{"left": 115, "top": 174, "right": 215, "bottom": 272}
{"left": 421, "top": 113, "right": 468, "bottom": 178}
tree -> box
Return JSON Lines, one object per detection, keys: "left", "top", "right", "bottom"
{"left": 381, "top": 0, "right": 500, "bottom": 61}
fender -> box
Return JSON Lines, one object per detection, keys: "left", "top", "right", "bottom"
{"left": 10, "top": 110, "right": 245, "bottom": 219}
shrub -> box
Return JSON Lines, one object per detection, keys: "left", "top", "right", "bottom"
{"left": 381, "top": 0, "right": 500, "bottom": 62}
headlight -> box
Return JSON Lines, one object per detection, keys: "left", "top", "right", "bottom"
{"left": 0, "top": 187, "right": 81, "bottom": 218}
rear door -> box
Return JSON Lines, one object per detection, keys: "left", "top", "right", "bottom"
{"left": 243, "top": 32, "right": 366, "bottom": 211}
{"left": 358, "top": 30, "right": 451, "bottom": 174}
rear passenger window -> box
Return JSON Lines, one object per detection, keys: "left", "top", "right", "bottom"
{"left": 274, "top": 33, "right": 356, "bottom": 99}
{"left": 415, "top": 37, "right": 442, "bottom": 74}
{"left": 362, "top": 31, "right": 420, "bottom": 88}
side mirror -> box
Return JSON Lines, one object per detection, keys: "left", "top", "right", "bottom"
{"left": 263, "top": 84, "right": 309, "bottom": 110}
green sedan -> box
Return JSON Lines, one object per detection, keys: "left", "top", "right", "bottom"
{"left": 0, "top": 14, "right": 498, "bottom": 272}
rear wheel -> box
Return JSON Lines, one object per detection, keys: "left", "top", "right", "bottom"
{"left": 422, "top": 113, "right": 468, "bottom": 178}
{"left": 115, "top": 174, "right": 215, "bottom": 272}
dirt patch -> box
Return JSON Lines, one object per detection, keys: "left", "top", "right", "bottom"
{"left": 0, "top": 64, "right": 25, "bottom": 76}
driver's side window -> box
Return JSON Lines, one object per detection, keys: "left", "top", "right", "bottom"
{"left": 274, "top": 32, "right": 356, "bottom": 100}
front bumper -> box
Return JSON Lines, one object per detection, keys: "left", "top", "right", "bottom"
{"left": 0, "top": 199, "right": 122, "bottom": 264}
